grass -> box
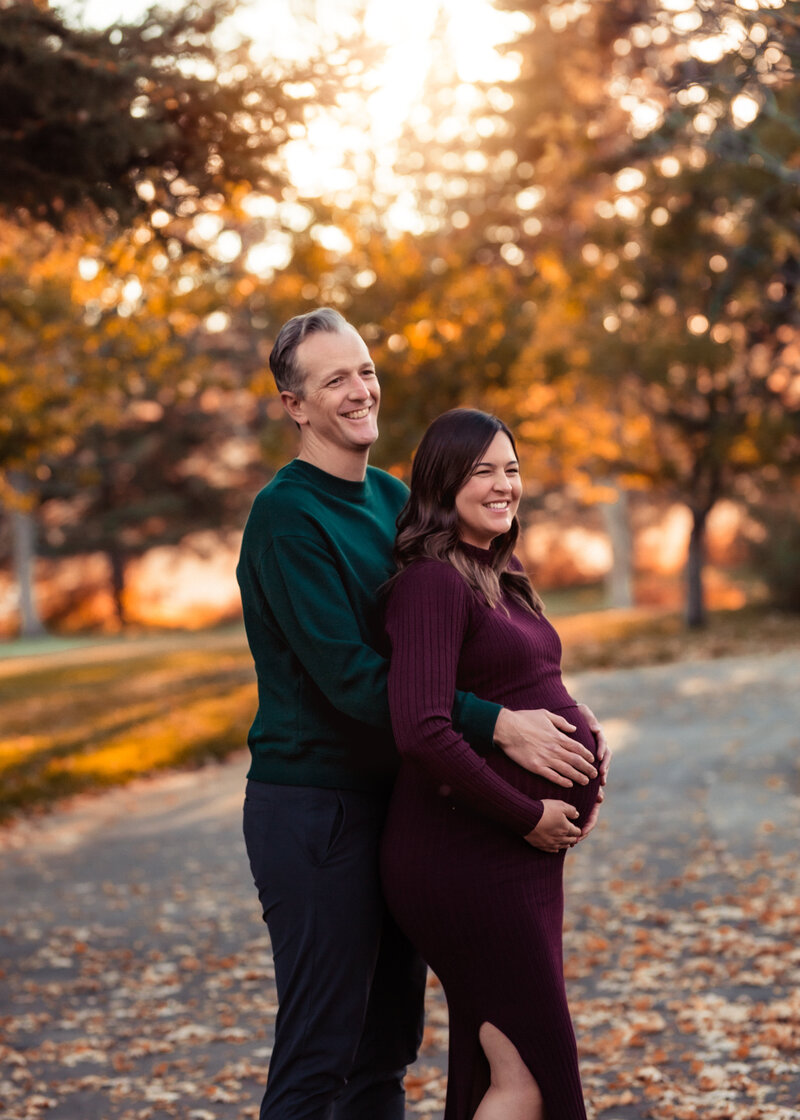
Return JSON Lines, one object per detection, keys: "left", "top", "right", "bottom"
{"left": 0, "top": 631, "right": 256, "bottom": 823}
{"left": 1, "top": 608, "right": 799, "bottom": 823}
{"left": 558, "top": 602, "right": 800, "bottom": 672}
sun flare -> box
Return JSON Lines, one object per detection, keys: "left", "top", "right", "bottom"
{"left": 231, "top": 0, "right": 523, "bottom": 214}
{"left": 57, "top": 0, "right": 521, "bottom": 228}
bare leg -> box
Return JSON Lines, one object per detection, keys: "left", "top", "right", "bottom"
{"left": 472, "top": 1021, "right": 544, "bottom": 1120}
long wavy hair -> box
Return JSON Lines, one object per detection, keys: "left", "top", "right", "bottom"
{"left": 393, "top": 409, "right": 543, "bottom": 613}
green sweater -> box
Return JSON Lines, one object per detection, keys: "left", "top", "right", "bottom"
{"left": 236, "top": 458, "right": 501, "bottom": 793}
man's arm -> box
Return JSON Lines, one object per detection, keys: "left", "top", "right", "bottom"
{"left": 260, "top": 533, "right": 500, "bottom": 747}
{"left": 260, "top": 533, "right": 391, "bottom": 728}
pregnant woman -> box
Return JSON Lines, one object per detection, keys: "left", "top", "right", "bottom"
{"left": 381, "top": 409, "right": 606, "bottom": 1120}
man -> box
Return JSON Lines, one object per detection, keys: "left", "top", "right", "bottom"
{"left": 237, "top": 307, "right": 608, "bottom": 1120}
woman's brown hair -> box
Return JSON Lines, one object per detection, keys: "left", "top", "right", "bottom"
{"left": 393, "top": 409, "right": 543, "bottom": 613}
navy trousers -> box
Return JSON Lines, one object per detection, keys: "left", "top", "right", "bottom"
{"left": 243, "top": 781, "right": 427, "bottom": 1120}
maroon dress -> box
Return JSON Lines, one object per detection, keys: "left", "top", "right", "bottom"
{"left": 380, "top": 547, "right": 601, "bottom": 1120}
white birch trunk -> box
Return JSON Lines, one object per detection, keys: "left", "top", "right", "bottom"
{"left": 600, "top": 483, "right": 634, "bottom": 609}
{"left": 11, "top": 504, "right": 46, "bottom": 638}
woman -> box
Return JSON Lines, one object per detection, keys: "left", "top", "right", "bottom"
{"left": 381, "top": 409, "right": 605, "bottom": 1120}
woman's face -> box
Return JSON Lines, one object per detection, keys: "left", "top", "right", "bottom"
{"left": 454, "top": 432, "right": 522, "bottom": 549}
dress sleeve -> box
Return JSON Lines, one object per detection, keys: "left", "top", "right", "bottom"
{"left": 386, "top": 561, "right": 543, "bottom": 835}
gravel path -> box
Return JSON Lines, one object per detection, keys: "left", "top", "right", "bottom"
{"left": 1, "top": 649, "right": 799, "bottom": 1119}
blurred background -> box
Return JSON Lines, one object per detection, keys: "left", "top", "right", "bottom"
{"left": 2, "top": 0, "right": 799, "bottom": 641}
{"left": 3, "top": 13, "right": 800, "bottom": 1112}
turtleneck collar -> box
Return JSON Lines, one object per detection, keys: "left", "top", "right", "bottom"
{"left": 456, "top": 540, "right": 499, "bottom": 566}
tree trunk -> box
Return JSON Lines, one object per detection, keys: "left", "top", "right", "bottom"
{"left": 11, "top": 505, "right": 47, "bottom": 638}
{"left": 600, "top": 483, "right": 634, "bottom": 609}
{"left": 107, "top": 546, "right": 127, "bottom": 626}
{"left": 686, "top": 506, "right": 709, "bottom": 628}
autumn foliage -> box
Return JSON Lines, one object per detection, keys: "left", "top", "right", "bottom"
{"left": 1, "top": 0, "right": 800, "bottom": 634}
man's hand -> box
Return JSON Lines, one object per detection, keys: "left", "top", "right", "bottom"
{"left": 523, "top": 800, "right": 581, "bottom": 853}
{"left": 576, "top": 702, "right": 612, "bottom": 784}
{"left": 493, "top": 708, "right": 597, "bottom": 788}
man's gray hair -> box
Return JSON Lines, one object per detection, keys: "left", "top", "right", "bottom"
{"left": 269, "top": 307, "right": 351, "bottom": 396}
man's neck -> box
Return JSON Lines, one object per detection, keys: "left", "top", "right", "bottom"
{"left": 296, "top": 438, "right": 370, "bottom": 482}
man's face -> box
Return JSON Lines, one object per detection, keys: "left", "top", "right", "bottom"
{"left": 283, "top": 327, "right": 380, "bottom": 455}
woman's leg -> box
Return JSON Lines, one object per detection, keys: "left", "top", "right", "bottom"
{"left": 472, "top": 1022, "right": 544, "bottom": 1120}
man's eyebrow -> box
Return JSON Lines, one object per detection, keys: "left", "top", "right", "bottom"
{"left": 323, "top": 361, "right": 376, "bottom": 376}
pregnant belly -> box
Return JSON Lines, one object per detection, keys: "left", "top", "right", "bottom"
{"left": 487, "top": 704, "right": 602, "bottom": 828}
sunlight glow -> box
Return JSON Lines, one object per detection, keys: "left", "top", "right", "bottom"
{"left": 615, "top": 168, "right": 646, "bottom": 192}
{"left": 731, "top": 93, "right": 760, "bottom": 126}
{"left": 245, "top": 237, "right": 293, "bottom": 279}
{"left": 690, "top": 18, "right": 748, "bottom": 63}
{"left": 210, "top": 231, "right": 243, "bottom": 263}
{"left": 51, "top": 0, "right": 764, "bottom": 266}
{"left": 78, "top": 258, "right": 100, "bottom": 281}
{"left": 254, "top": 0, "right": 525, "bottom": 214}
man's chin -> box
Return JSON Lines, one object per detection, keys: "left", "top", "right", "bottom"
{"left": 350, "top": 425, "right": 379, "bottom": 447}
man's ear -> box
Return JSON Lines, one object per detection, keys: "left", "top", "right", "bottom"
{"left": 280, "top": 390, "right": 306, "bottom": 425}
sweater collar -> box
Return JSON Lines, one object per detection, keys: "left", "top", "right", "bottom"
{"left": 285, "top": 458, "right": 371, "bottom": 502}
{"left": 456, "top": 540, "right": 499, "bottom": 566}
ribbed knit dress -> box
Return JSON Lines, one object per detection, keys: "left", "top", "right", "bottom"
{"left": 380, "top": 546, "right": 601, "bottom": 1120}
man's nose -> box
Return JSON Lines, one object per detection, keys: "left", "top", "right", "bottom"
{"left": 348, "top": 374, "right": 371, "bottom": 396}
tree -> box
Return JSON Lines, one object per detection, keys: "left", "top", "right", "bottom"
{"left": 0, "top": 0, "right": 328, "bottom": 225}
{"left": 38, "top": 393, "right": 261, "bottom": 625}
{"left": 0, "top": 0, "right": 369, "bottom": 634}
{"left": 458, "top": 0, "right": 800, "bottom": 625}
{"left": 250, "top": 207, "right": 539, "bottom": 472}
{"left": 0, "top": 208, "right": 275, "bottom": 629}
{"left": 558, "top": 0, "right": 800, "bottom": 624}
{"left": 0, "top": 217, "right": 113, "bottom": 634}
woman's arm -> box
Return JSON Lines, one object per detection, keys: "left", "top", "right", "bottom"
{"left": 386, "top": 560, "right": 544, "bottom": 836}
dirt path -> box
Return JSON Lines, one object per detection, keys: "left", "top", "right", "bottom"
{"left": 1, "top": 650, "right": 798, "bottom": 1119}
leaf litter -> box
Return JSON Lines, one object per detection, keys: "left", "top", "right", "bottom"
{"left": 2, "top": 651, "right": 800, "bottom": 1119}
{"left": 2, "top": 830, "right": 797, "bottom": 1119}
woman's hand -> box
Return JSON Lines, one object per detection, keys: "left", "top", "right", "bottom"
{"left": 577, "top": 787, "right": 604, "bottom": 843}
{"left": 576, "top": 702, "right": 611, "bottom": 784}
{"left": 493, "top": 708, "right": 598, "bottom": 787}
{"left": 523, "top": 800, "right": 581, "bottom": 853}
